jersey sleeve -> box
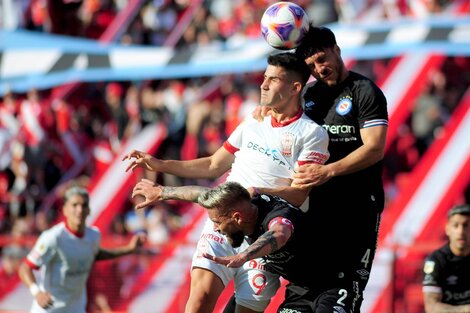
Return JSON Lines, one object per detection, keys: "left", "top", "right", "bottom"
{"left": 25, "top": 230, "right": 58, "bottom": 269}
{"left": 356, "top": 80, "right": 389, "bottom": 129}
{"left": 297, "top": 125, "right": 330, "bottom": 166}
{"left": 422, "top": 255, "right": 442, "bottom": 294}
{"left": 224, "top": 118, "right": 248, "bottom": 152}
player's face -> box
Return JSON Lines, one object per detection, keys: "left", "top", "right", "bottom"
{"left": 304, "top": 45, "right": 347, "bottom": 87}
{"left": 446, "top": 214, "right": 470, "bottom": 256}
{"left": 260, "top": 65, "right": 296, "bottom": 110}
{"left": 209, "top": 209, "right": 245, "bottom": 248}
{"left": 63, "top": 194, "right": 90, "bottom": 232}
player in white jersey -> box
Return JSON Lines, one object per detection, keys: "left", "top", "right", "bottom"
{"left": 122, "top": 52, "right": 329, "bottom": 313}
{"left": 18, "top": 186, "right": 145, "bottom": 313}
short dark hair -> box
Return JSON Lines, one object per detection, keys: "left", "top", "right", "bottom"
{"left": 295, "top": 25, "right": 337, "bottom": 60}
{"left": 448, "top": 204, "right": 470, "bottom": 218}
{"left": 267, "top": 52, "right": 311, "bottom": 86}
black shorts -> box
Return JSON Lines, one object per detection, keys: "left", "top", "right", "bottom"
{"left": 279, "top": 282, "right": 364, "bottom": 313}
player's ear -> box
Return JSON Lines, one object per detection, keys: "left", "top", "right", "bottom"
{"left": 292, "top": 81, "right": 302, "bottom": 94}
{"left": 232, "top": 212, "right": 242, "bottom": 224}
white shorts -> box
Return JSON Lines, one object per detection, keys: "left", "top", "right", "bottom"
{"left": 192, "top": 218, "right": 280, "bottom": 311}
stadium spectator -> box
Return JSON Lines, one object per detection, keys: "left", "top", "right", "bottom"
{"left": 291, "top": 25, "right": 388, "bottom": 312}
{"left": 46, "top": 0, "right": 84, "bottom": 37}
{"left": 122, "top": 52, "right": 329, "bottom": 313}
{"left": 422, "top": 204, "right": 470, "bottom": 312}
{"left": 18, "top": 185, "right": 146, "bottom": 313}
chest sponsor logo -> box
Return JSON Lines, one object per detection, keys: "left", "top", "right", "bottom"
{"left": 322, "top": 124, "right": 356, "bottom": 135}
{"left": 199, "top": 233, "right": 225, "bottom": 246}
{"left": 246, "top": 142, "right": 290, "bottom": 168}
{"left": 335, "top": 97, "right": 353, "bottom": 115}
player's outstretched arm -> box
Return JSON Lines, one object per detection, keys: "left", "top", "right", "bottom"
{"left": 96, "top": 233, "right": 146, "bottom": 260}
{"left": 132, "top": 179, "right": 211, "bottom": 210}
{"left": 122, "top": 147, "right": 234, "bottom": 179}
{"left": 122, "top": 149, "right": 159, "bottom": 172}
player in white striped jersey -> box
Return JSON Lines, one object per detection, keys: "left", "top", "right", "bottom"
{"left": 18, "top": 186, "right": 145, "bottom": 313}
{"left": 123, "top": 52, "right": 329, "bottom": 313}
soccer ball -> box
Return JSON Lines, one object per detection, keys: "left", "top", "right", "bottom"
{"left": 260, "top": 2, "right": 310, "bottom": 50}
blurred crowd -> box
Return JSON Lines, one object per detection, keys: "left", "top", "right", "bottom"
{"left": 0, "top": 0, "right": 469, "bottom": 311}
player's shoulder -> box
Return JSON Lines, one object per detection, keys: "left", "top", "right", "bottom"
{"left": 299, "top": 113, "right": 328, "bottom": 135}
{"left": 86, "top": 225, "right": 102, "bottom": 239}
{"left": 237, "top": 113, "right": 262, "bottom": 127}
{"left": 427, "top": 244, "right": 451, "bottom": 263}
{"left": 37, "top": 222, "right": 64, "bottom": 244}
{"left": 349, "top": 71, "right": 384, "bottom": 94}
{"left": 47, "top": 222, "right": 66, "bottom": 235}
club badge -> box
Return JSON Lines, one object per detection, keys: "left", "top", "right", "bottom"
{"left": 280, "top": 132, "right": 294, "bottom": 156}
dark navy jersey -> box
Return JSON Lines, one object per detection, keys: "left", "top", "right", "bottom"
{"left": 422, "top": 244, "right": 470, "bottom": 305}
{"left": 301, "top": 71, "right": 387, "bottom": 284}
{"left": 248, "top": 194, "right": 313, "bottom": 288}
{"left": 303, "top": 71, "right": 388, "bottom": 204}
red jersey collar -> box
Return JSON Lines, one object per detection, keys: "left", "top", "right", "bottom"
{"left": 65, "top": 222, "right": 85, "bottom": 238}
{"left": 271, "top": 108, "right": 303, "bottom": 127}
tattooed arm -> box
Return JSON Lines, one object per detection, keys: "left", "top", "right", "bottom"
{"left": 203, "top": 218, "right": 294, "bottom": 268}
{"left": 132, "top": 178, "right": 210, "bottom": 210}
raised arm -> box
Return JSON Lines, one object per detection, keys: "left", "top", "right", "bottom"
{"left": 249, "top": 185, "right": 310, "bottom": 208}
{"left": 96, "top": 233, "right": 146, "bottom": 260}
{"left": 122, "top": 146, "right": 235, "bottom": 179}
{"left": 131, "top": 178, "right": 211, "bottom": 210}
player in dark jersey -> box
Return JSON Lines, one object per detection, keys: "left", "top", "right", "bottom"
{"left": 289, "top": 26, "right": 389, "bottom": 313}
{"left": 131, "top": 179, "right": 318, "bottom": 308}
{"left": 422, "top": 204, "right": 470, "bottom": 312}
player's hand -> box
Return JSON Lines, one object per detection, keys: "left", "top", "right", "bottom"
{"left": 122, "top": 149, "right": 156, "bottom": 172}
{"left": 129, "top": 232, "right": 147, "bottom": 251}
{"left": 292, "top": 163, "right": 332, "bottom": 188}
{"left": 252, "top": 105, "right": 272, "bottom": 122}
{"left": 36, "top": 291, "right": 54, "bottom": 310}
{"left": 132, "top": 179, "right": 164, "bottom": 210}
{"left": 202, "top": 252, "right": 247, "bottom": 268}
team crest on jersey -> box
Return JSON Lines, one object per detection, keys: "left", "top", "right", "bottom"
{"left": 423, "top": 260, "right": 435, "bottom": 274}
{"left": 280, "top": 132, "right": 294, "bottom": 156}
{"left": 336, "top": 97, "right": 353, "bottom": 115}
